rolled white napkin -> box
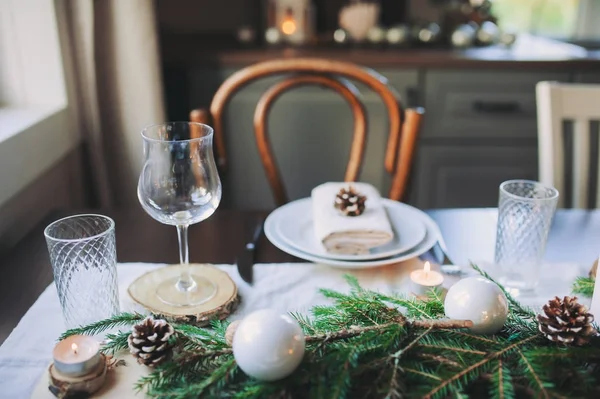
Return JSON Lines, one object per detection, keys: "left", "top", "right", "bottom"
{"left": 311, "top": 182, "right": 394, "bottom": 255}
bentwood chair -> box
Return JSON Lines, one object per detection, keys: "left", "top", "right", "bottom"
{"left": 190, "top": 58, "right": 424, "bottom": 207}
{"left": 536, "top": 81, "right": 600, "bottom": 208}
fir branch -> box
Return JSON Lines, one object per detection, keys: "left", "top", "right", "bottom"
{"left": 64, "top": 276, "right": 600, "bottom": 398}
{"left": 328, "top": 345, "right": 360, "bottom": 399}
{"left": 403, "top": 367, "right": 442, "bottom": 381}
{"left": 418, "top": 353, "right": 462, "bottom": 369}
{"left": 101, "top": 331, "right": 130, "bottom": 355}
{"left": 572, "top": 276, "right": 595, "bottom": 298}
{"left": 422, "top": 335, "right": 539, "bottom": 399}
{"left": 377, "top": 293, "right": 442, "bottom": 319}
{"left": 441, "top": 330, "right": 499, "bottom": 345}
{"left": 384, "top": 362, "right": 404, "bottom": 399}
{"left": 391, "top": 327, "right": 432, "bottom": 359}
{"left": 164, "top": 358, "right": 237, "bottom": 398}
{"left": 517, "top": 349, "right": 551, "bottom": 399}
{"left": 291, "top": 312, "right": 317, "bottom": 335}
{"left": 418, "top": 343, "right": 487, "bottom": 356}
{"left": 305, "top": 319, "right": 471, "bottom": 344}
{"left": 489, "top": 359, "right": 515, "bottom": 399}
{"left": 59, "top": 312, "right": 144, "bottom": 340}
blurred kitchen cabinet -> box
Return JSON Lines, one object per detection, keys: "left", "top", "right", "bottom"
{"left": 409, "top": 145, "right": 538, "bottom": 208}
{"left": 573, "top": 72, "right": 600, "bottom": 83}
{"left": 189, "top": 68, "right": 419, "bottom": 209}
{"left": 422, "top": 70, "right": 570, "bottom": 140}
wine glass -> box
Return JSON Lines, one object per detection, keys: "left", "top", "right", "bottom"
{"left": 138, "top": 122, "right": 221, "bottom": 306}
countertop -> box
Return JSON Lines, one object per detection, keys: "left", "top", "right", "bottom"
{"left": 161, "top": 33, "right": 600, "bottom": 70}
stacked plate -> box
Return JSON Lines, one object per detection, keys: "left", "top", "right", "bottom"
{"left": 264, "top": 198, "right": 441, "bottom": 268}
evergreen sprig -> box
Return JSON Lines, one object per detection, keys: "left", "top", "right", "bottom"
{"left": 63, "top": 266, "right": 600, "bottom": 398}
{"left": 572, "top": 276, "right": 595, "bottom": 298}
{"left": 59, "top": 312, "right": 145, "bottom": 340}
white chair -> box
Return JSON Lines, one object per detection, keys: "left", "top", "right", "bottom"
{"left": 536, "top": 81, "right": 600, "bottom": 208}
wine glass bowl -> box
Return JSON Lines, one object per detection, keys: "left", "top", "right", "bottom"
{"left": 138, "top": 122, "right": 221, "bottom": 307}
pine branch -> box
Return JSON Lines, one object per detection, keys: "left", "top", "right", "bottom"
{"left": 101, "top": 331, "right": 130, "bottom": 355}
{"left": 64, "top": 276, "right": 600, "bottom": 399}
{"left": 572, "top": 276, "right": 595, "bottom": 298}
{"left": 422, "top": 335, "right": 539, "bottom": 399}
{"left": 517, "top": 349, "right": 551, "bottom": 399}
{"left": 489, "top": 359, "right": 515, "bottom": 399}
{"left": 377, "top": 293, "right": 443, "bottom": 320}
{"left": 59, "top": 312, "right": 145, "bottom": 340}
{"left": 305, "top": 319, "right": 471, "bottom": 344}
{"left": 403, "top": 367, "right": 442, "bottom": 381}
{"left": 418, "top": 353, "right": 462, "bottom": 369}
{"left": 384, "top": 362, "right": 404, "bottom": 399}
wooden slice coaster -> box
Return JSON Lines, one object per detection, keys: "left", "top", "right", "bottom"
{"left": 128, "top": 264, "right": 239, "bottom": 326}
{"left": 48, "top": 354, "right": 108, "bottom": 397}
{"left": 32, "top": 352, "right": 147, "bottom": 399}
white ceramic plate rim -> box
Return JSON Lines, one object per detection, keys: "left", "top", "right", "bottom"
{"left": 265, "top": 199, "right": 441, "bottom": 268}
{"left": 273, "top": 198, "right": 427, "bottom": 261}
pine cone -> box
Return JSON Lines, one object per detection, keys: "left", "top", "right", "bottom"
{"left": 128, "top": 317, "right": 175, "bottom": 366}
{"left": 537, "top": 296, "right": 598, "bottom": 346}
{"left": 334, "top": 185, "right": 367, "bottom": 217}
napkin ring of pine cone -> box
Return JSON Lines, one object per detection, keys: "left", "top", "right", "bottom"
{"left": 334, "top": 186, "right": 367, "bottom": 217}
{"left": 537, "top": 296, "right": 598, "bottom": 346}
{"left": 128, "top": 316, "right": 175, "bottom": 366}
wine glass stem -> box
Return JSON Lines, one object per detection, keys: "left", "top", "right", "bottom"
{"left": 176, "top": 224, "right": 195, "bottom": 292}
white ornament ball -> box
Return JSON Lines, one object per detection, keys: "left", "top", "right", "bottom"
{"left": 444, "top": 277, "right": 509, "bottom": 334}
{"left": 232, "top": 309, "right": 305, "bottom": 381}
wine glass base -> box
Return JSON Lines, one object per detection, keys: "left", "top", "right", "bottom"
{"left": 156, "top": 275, "right": 217, "bottom": 307}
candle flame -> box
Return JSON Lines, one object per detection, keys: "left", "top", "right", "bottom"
{"left": 424, "top": 261, "right": 431, "bottom": 273}
{"left": 71, "top": 343, "right": 78, "bottom": 354}
{"left": 281, "top": 18, "right": 297, "bottom": 35}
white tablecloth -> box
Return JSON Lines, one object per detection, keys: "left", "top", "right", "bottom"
{"left": 0, "top": 260, "right": 585, "bottom": 398}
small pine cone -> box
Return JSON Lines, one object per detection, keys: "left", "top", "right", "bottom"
{"left": 334, "top": 185, "right": 367, "bottom": 217}
{"left": 128, "top": 317, "right": 175, "bottom": 366}
{"left": 537, "top": 296, "right": 598, "bottom": 346}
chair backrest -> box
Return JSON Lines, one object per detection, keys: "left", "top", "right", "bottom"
{"left": 191, "top": 58, "right": 423, "bottom": 206}
{"left": 536, "top": 81, "right": 600, "bottom": 208}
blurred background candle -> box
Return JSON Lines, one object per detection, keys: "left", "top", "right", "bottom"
{"left": 53, "top": 335, "right": 101, "bottom": 377}
{"left": 410, "top": 261, "right": 444, "bottom": 296}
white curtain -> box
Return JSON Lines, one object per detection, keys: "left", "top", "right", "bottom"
{"left": 59, "top": 0, "right": 166, "bottom": 207}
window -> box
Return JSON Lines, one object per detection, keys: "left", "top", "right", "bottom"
{"left": 0, "top": 0, "right": 79, "bottom": 208}
{"left": 492, "top": 0, "right": 580, "bottom": 39}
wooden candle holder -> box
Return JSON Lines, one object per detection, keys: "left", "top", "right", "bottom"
{"left": 48, "top": 353, "right": 108, "bottom": 398}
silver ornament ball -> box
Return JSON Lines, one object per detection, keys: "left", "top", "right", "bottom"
{"left": 232, "top": 309, "right": 305, "bottom": 381}
{"left": 444, "top": 276, "right": 508, "bottom": 334}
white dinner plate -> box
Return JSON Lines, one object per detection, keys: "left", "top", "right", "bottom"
{"left": 275, "top": 198, "right": 427, "bottom": 261}
{"left": 264, "top": 198, "right": 441, "bottom": 268}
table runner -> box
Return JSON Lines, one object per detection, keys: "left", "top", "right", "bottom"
{"left": 0, "top": 260, "right": 585, "bottom": 398}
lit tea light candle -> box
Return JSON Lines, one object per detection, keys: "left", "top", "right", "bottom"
{"left": 410, "top": 261, "right": 444, "bottom": 296}
{"left": 53, "top": 335, "right": 101, "bottom": 377}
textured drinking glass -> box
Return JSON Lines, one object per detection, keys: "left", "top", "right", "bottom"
{"left": 138, "top": 122, "right": 221, "bottom": 307}
{"left": 44, "top": 214, "right": 119, "bottom": 329}
{"left": 495, "top": 180, "right": 559, "bottom": 294}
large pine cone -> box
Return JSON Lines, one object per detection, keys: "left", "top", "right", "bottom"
{"left": 537, "top": 296, "right": 598, "bottom": 346}
{"left": 128, "top": 317, "right": 175, "bottom": 366}
{"left": 334, "top": 185, "right": 367, "bottom": 217}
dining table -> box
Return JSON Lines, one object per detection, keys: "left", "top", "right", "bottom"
{"left": 0, "top": 206, "right": 599, "bottom": 398}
